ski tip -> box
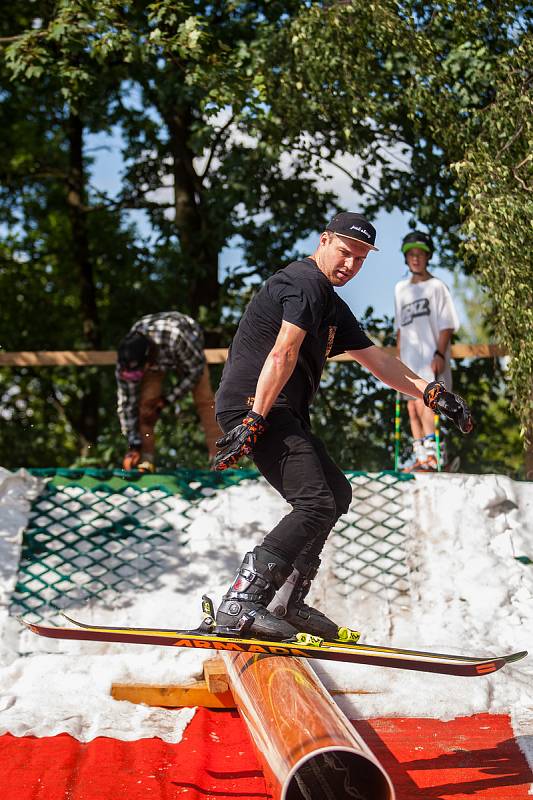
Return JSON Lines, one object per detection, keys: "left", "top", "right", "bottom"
{"left": 18, "top": 617, "right": 42, "bottom": 635}
{"left": 60, "top": 612, "right": 86, "bottom": 627}
{"left": 506, "top": 650, "right": 528, "bottom": 664}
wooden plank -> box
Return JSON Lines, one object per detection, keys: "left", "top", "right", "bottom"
{"left": 204, "top": 348, "right": 228, "bottom": 363}
{"left": 0, "top": 343, "right": 507, "bottom": 366}
{"left": 450, "top": 343, "right": 507, "bottom": 358}
{"left": 203, "top": 657, "right": 229, "bottom": 694}
{"left": 110, "top": 657, "right": 233, "bottom": 709}
{"left": 111, "top": 681, "right": 236, "bottom": 708}
{"left": 0, "top": 351, "right": 117, "bottom": 366}
{"left": 330, "top": 343, "right": 507, "bottom": 361}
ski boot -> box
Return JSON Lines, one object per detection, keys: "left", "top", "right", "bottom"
{"left": 216, "top": 547, "right": 299, "bottom": 641}
{"left": 267, "top": 557, "right": 357, "bottom": 641}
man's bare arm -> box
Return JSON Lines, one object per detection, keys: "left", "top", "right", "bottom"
{"left": 252, "top": 321, "right": 307, "bottom": 417}
{"left": 348, "top": 344, "right": 427, "bottom": 399}
{"left": 431, "top": 327, "right": 454, "bottom": 376}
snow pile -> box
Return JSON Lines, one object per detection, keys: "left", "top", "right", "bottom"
{"left": 0, "top": 468, "right": 531, "bottom": 759}
{"left": 0, "top": 468, "right": 42, "bottom": 608}
{"left": 0, "top": 651, "right": 195, "bottom": 742}
{"left": 313, "top": 475, "right": 532, "bottom": 719}
{"left": 0, "top": 474, "right": 289, "bottom": 744}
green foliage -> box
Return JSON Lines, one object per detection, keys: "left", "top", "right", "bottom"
{"left": 447, "top": 360, "right": 524, "bottom": 477}
{"left": 0, "top": 0, "right": 528, "bottom": 471}
{"left": 451, "top": 41, "right": 532, "bottom": 444}
{"left": 312, "top": 311, "right": 524, "bottom": 476}
{"left": 1, "top": 312, "right": 522, "bottom": 474}
{"left": 270, "top": 1, "right": 532, "bottom": 448}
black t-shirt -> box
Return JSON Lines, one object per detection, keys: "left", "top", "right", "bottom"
{"left": 215, "top": 257, "right": 373, "bottom": 423}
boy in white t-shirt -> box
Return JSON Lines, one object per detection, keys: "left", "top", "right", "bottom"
{"left": 394, "top": 231, "right": 460, "bottom": 470}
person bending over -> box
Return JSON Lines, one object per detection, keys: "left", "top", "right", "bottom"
{"left": 117, "top": 312, "right": 220, "bottom": 472}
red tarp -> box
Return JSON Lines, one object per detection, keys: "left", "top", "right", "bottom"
{"left": 1, "top": 711, "right": 531, "bottom": 799}
{"left": 353, "top": 713, "right": 532, "bottom": 799}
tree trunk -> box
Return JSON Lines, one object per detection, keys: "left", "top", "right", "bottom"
{"left": 166, "top": 106, "right": 219, "bottom": 329}
{"left": 66, "top": 112, "right": 101, "bottom": 451}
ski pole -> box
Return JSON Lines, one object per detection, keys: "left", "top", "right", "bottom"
{"left": 394, "top": 391, "right": 401, "bottom": 471}
{"left": 433, "top": 371, "right": 442, "bottom": 472}
{"left": 434, "top": 411, "right": 442, "bottom": 471}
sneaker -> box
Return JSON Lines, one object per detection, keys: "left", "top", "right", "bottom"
{"left": 402, "top": 458, "right": 426, "bottom": 473}
{"left": 413, "top": 454, "right": 438, "bottom": 472}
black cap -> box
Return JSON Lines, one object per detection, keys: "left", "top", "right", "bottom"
{"left": 326, "top": 212, "right": 378, "bottom": 251}
{"left": 401, "top": 230, "right": 434, "bottom": 258}
{"left": 117, "top": 332, "right": 151, "bottom": 370}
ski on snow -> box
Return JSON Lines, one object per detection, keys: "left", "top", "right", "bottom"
{"left": 20, "top": 596, "right": 527, "bottom": 678}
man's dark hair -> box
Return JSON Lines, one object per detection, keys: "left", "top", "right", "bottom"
{"left": 117, "top": 332, "right": 151, "bottom": 370}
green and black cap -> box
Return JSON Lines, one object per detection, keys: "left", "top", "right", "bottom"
{"left": 401, "top": 231, "right": 434, "bottom": 258}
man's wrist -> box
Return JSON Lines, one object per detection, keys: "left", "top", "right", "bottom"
{"left": 433, "top": 349, "right": 445, "bottom": 360}
{"left": 245, "top": 410, "right": 266, "bottom": 425}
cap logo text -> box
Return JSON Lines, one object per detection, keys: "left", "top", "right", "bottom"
{"left": 349, "top": 225, "right": 370, "bottom": 238}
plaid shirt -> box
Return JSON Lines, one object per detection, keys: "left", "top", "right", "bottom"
{"left": 116, "top": 312, "right": 206, "bottom": 448}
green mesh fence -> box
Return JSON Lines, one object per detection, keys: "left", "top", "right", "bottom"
{"left": 331, "top": 471, "right": 414, "bottom": 600}
{"left": 10, "top": 467, "right": 257, "bottom": 623}
{"left": 10, "top": 468, "right": 413, "bottom": 622}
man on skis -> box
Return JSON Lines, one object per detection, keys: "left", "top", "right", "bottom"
{"left": 213, "top": 212, "right": 473, "bottom": 642}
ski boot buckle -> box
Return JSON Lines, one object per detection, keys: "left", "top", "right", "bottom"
{"left": 337, "top": 627, "right": 361, "bottom": 643}
{"left": 294, "top": 632, "right": 324, "bottom": 647}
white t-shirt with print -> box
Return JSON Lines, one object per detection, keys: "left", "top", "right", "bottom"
{"left": 394, "top": 276, "right": 459, "bottom": 387}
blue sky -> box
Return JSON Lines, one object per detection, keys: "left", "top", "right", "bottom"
{"left": 88, "top": 129, "right": 465, "bottom": 329}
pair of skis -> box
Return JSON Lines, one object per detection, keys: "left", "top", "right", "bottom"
{"left": 21, "top": 595, "right": 527, "bottom": 678}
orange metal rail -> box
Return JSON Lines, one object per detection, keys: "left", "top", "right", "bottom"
{"left": 223, "top": 651, "right": 394, "bottom": 800}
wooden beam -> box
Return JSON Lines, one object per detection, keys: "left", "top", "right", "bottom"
{"left": 0, "top": 351, "right": 117, "bottom": 366}
{"left": 0, "top": 343, "right": 508, "bottom": 366}
{"left": 331, "top": 343, "right": 507, "bottom": 361}
{"left": 110, "top": 657, "right": 235, "bottom": 709}
{"left": 204, "top": 348, "right": 228, "bottom": 364}
{"left": 203, "top": 657, "right": 229, "bottom": 694}
{"left": 450, "top": 343, "right": 507, "bottom": 359}
{"left": 110, "top": 682, "right": 236, "bottom": 708}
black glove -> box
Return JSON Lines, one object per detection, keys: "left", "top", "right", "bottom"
{"left": 424, "top": 381, "right": 474, "bottom": 434}
{"left": 214, "top": 411, "right": 267, "bottom": 471}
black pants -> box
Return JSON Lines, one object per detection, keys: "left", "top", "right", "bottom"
{"left": 217, "top": 408, "right": 352, "bottom": 566}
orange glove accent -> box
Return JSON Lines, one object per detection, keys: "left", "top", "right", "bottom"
{"left": 123, "top": 450, "right": 141, "bottom": 470}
